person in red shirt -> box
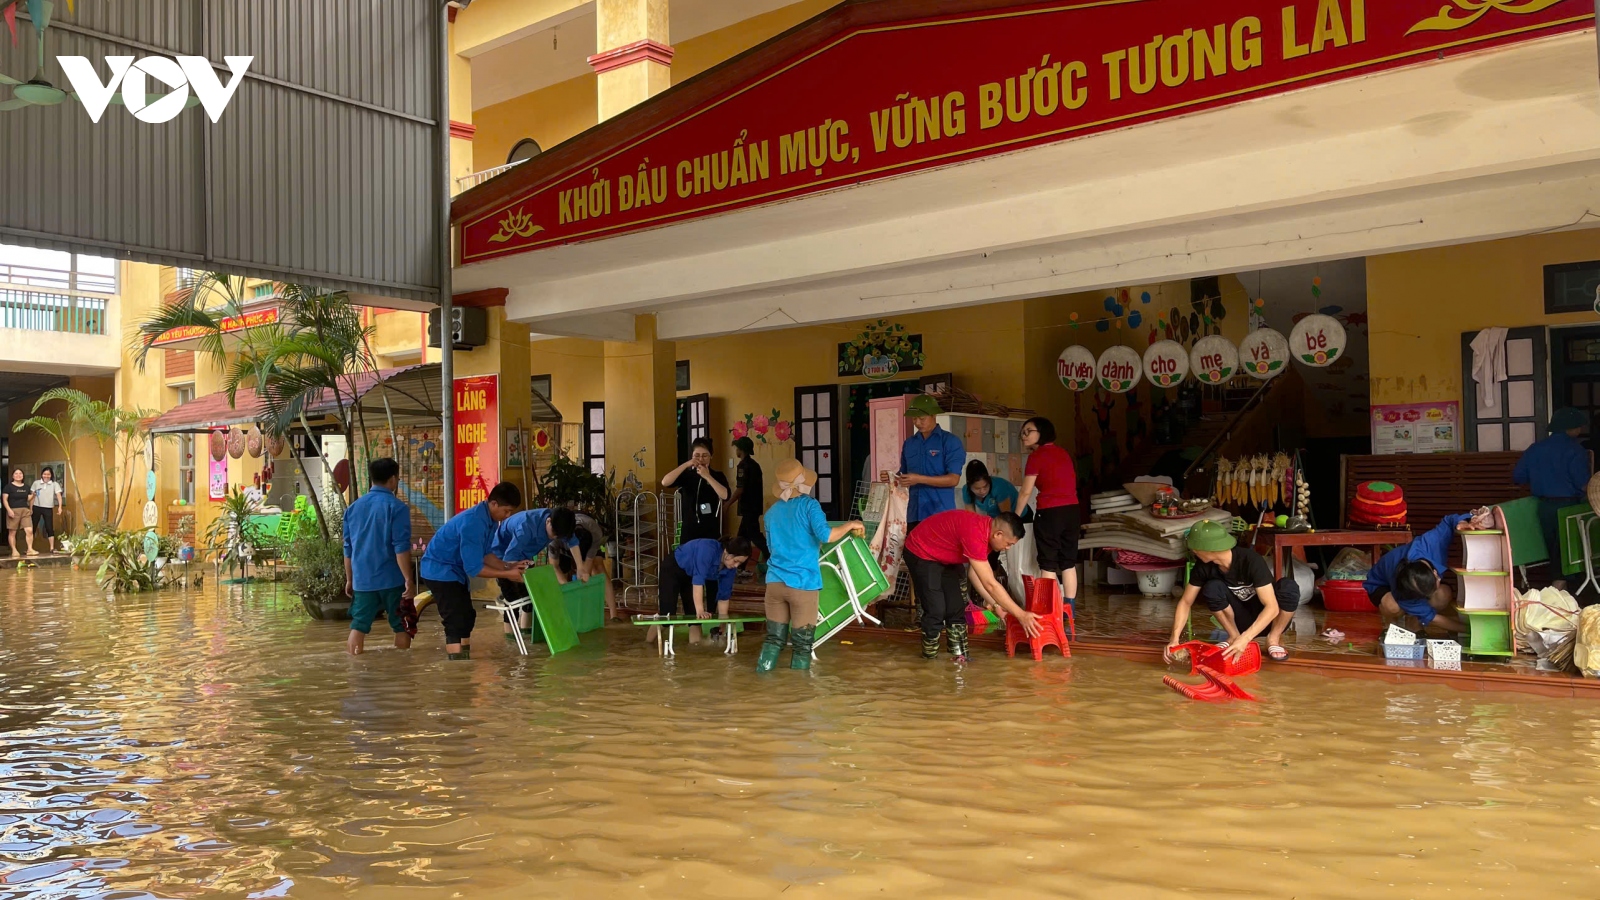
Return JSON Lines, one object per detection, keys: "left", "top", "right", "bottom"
{"left": 903, "top": 509, "right": 1041, "bottom": 661}
{"left": 1015, "top": 416, "right": 1081, "bottom": 615}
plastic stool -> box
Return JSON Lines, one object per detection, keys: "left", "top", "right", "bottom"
{"left": 1006, "top": 576, "right": 1071, "bottom": 660}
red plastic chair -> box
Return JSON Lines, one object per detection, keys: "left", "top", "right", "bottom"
{"left": 1006, "top": 576, "right": 1071, "bottom": 659}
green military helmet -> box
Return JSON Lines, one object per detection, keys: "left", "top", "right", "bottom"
{"left": 1186, "top": 519, "right": 1236, "bottom": 553}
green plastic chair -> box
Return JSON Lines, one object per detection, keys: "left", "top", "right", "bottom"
{"left": 1495, "top": 497, "right": 1548, "bottom": 588}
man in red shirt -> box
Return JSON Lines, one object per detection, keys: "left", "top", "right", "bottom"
{"left": 903, "top": 509, "right": 1042, "bottom": 662}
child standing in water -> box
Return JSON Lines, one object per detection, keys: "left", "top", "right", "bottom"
{"left": 757, "top": 459, "right": 864, "bottom": 671}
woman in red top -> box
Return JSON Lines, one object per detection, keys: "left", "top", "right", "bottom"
{"left": 1015, "top": 417, "right": 1081, "bottom": 612}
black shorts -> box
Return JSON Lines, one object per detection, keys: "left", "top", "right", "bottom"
{"left": 1197, "top": 577, "right": 1301, "bottom": 620}
{"left": 425, "top": 578, "right": 477, "bottom": 643}
{"left": 1033, "top": 504, "right": 1081, "bottom": 573}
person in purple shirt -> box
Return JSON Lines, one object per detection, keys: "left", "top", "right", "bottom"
{"left": 1364, "top": 509, "right": 1490, "bottom": 635}
{"left": 420, "top": 481, "right": 527, "bottom": 660}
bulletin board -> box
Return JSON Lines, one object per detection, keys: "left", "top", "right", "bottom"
{"left": 1370, "top": 402, "right": 1461, "bottom": 455}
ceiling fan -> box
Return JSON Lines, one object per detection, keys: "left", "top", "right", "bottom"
{"left": 0, "top": 0, "right": 199, "bottom": 112}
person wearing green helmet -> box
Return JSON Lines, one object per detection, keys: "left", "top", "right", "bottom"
{"left": 1163, "top": 519, "right": 1300, "bottom": 663}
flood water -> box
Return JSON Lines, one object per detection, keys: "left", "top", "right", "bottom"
{"left": 2, "top": 568, "right": 1599, "bottom": 898}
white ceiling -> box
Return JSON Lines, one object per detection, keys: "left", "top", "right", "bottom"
{"left": 469, "top": 0, "right": 803, "bottom": 111}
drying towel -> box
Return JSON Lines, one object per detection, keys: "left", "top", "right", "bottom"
{"left": 1470, "top": 327, "right": 1508, "bottom": 408}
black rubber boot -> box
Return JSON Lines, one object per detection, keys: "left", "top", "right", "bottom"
{"left": 948, "top": 623, "right": 970, "bottom": 662}
{"left": 921, "top": 631, "right": 941, "bottom": 659}
{"left": 757, "top": 621, "right": 789, "bottom": 672}
{"left": 789, "top": 625, "right": 817, "bottom": 670}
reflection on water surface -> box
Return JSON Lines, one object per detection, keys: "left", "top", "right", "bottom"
{"left": 1, "top": 568, "right": 1597, "bottom": 898}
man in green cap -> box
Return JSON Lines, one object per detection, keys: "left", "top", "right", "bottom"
{"left": 894, "top": 394, "right": 966, "bottom": 534}
{"left": 1163, "top": 519, "right": 1301, "bottom": 663}
{"left": 1513, "top": 406, "right": 1592, "bottom": 589}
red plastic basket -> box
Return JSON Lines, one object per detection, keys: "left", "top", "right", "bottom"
{"left": 1320, "top": 579, "right": 1374, "bottom": 612}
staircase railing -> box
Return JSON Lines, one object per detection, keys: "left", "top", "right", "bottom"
{"left": 1182, "top": 369, "right": 1301, "bottom": 485}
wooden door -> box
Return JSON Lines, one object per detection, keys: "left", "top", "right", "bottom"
{"left": 794, "top": 385, "right": 840, "bottom": 518}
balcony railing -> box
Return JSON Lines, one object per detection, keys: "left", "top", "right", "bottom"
{"left": 0, "top": 289, "right": 107, "bottom": 335}
{"left": 454, "top": 159, "right": 527, "bottom": 194}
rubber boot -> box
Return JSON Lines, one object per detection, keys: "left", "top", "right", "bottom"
{"left": 789, "top": 625, "right": 817, "bottom": 670}
{"left": 948, "top": 622, "right": 970, "bottom": 662}
{"left": 921, "top": 631, "right": 941, "bottom": 659}
{"left": 756, "top": 621, "right": 789, "bottom": 672}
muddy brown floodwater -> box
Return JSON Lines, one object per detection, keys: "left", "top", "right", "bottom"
{"left": 1, "top": 568, "right": 1599, "bottom": 898}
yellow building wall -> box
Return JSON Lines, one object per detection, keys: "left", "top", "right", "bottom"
{"left": 473, "top": 75, "right": 599, "bottom": 172}
{"left": 670, "top": 0, "right": 838, "bottom": 84}
{"left": 1369, "top": 229, "right": 1600, "bottom": 407}
{"left": 529, "top": 337, "right": 606, "bottom": 454}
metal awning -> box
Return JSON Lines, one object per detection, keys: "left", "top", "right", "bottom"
{"left": 147, "top": 364, "right": 445, "bottom": 435}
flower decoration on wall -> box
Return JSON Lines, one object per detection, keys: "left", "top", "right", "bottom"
{"left": 732, "top": 408, "right": 796, "bottom": 444}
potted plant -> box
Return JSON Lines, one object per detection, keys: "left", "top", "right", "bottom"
{"left": 286, "top": 519, "right": 350, "bottom": 620}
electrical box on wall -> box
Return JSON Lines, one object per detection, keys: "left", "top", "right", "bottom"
{"left": 428, "top": 306, "right": 488, "bottom": 350}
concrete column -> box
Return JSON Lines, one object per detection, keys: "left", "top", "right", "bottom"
{"left": 590, "top": 0, "right": 672, "bottom": 121}
{"left": 603, "top": 314, "right": 677, "bottom": 487}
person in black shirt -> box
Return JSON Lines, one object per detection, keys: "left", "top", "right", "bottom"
{"left": 1163, "top": 520, "right": 1300, "bottom": 663}
{"left": 729, "top": 437, "right": 768, "bottom": 558}
{"left": 3, "top": 469, "right": 35, "bottom": 557}
{"left": 662, "top": 437, "right": 730, "bottom": 544}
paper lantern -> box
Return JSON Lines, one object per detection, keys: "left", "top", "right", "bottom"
{"left": 1189, "top": 335, "right": 1238, "bottom": 385}
{"left": 1096, "top": 345, "right": 1142, "bottom": 393}
{"left": 1056, "top": 345, "right": 1097, "bottom": 391}
{"left": 1289, "top": 314, "right": 1347, "bottom": 367}
{"left": 246, "top": 429, "right": 263, "bottom": 458}
{"left": 267, "top": 434, "right": 286, "bottom": 458}
{"left": 142, "top": 500, "right": 159, "bottom": 528}
{"left": 209, "top": 430, "right": 227, "bottom": 461}
{"left": 227, "top": 429, "right": 246, "bottom": 459}
{"left": 145, "top": 469, "right": 157, "bottom": 502}
{"left": 1238, "top": 328, "right": 1290, "bottom": 380}
{"left": 1142, "top": 340, "right": 1189, "bottom": 388}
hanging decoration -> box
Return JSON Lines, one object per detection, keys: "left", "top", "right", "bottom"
{"left": 731, "top": 409, "right": 795, "bottom": 444}
{"left": 1238, "top": 328, "right": 1290, "bottom": 380}
{"left": 838, "top": 320, "right": 924, "bottom": 378}
{"left": 1189, "top": 335, "right": 1238, "bottom": 385}
{"left": 227, "top": 428, "right": 246, "bottom": 459}
{"left": 1057, "top": 345, "right": 1096, "bottom": 391}
{"left": 1289, "top": 314, "right": 1347, "bottom": 367}
{"left": 1141, "top": 340, "right": 1188, "bottom": 388}
{"left": 209, "top": 429, "right": 227, "bottom": 462}
{"left": 1096, "top": 345, "right": 1142, "bottom": 393}
{"left": 246, "top": 429, "right": 263, "bottom": 458}
{"left": 267, "top": 434, "right": 286, "bottom": 458}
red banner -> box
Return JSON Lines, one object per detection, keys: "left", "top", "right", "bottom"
{"left": 460, "top": 0, "right": 1590, "bottom": 263}
{"left": 453, "top": 375, "right": 500, "bottom": 510}
{"left": 153, "top": 306, "right": 280, "bottom": 346}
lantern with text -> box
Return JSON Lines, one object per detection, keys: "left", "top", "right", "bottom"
{"left": 1289, "top": 315, "right": 1346, "bottom": 367}
{"left": 1190, "top": 335, "right": 1238, "bottom": 385}
{"left": 1142, "top": 340, "right": 1189, "bottom": 389}
{"left": 1057, "top": 345, "right": 1097, "bottom": 391}
{"left": 1239, "top": 328, "right": 1290, "bottom": 379}
{"left": 1096, "top": 345, "right": 1142, "bottom": 393}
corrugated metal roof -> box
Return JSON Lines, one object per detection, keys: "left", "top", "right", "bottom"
{"left": 0, "top": 1, "right": 444, "bottom": 305}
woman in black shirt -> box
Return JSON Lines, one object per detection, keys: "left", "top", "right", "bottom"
{"left": 662, "top": 437, "right": 730, "bottom": 544}
{"left": 3, "top": 469, "right": 35, "bottom": 557}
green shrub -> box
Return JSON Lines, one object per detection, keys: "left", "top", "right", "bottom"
{"left": 72, "top": 529, "right": 160, "bottom": 593}
{"left": 286, "top": 530, "right": 346, "bottom": 605}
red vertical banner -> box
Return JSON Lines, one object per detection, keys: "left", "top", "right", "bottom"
{"left": 453, "top": 375, "right": 500, "bottom": 510}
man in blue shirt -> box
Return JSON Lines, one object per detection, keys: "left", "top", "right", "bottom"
{"left": 657, "top": 535, "right": 751, "bottom": 646}
{"left": 1513, "top": 406, "right": 1593, "bottom": 589}
{"left": 343, "top": 458, "right": 414, "bottom": 656}
{"left": 420, "top": 481, "right": 527, "bottom": 659}
{"left": 488, "top": 506, "right": 577, "bottom": 637}
{"left": 1365, "top": 511, "right": 1480, "bottom": 634}
{"left": 895, "top": 395, "right": 966, "bottom": 532}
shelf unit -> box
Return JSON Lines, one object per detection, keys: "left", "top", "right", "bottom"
{"left": 1452, "top": 507, "right": 1519, "bottom": 656}
{"left": 616, "top": 489, "right": 667, "bottom": 610}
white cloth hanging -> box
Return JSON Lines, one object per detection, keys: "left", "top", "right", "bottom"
{"left": 1470, "top": 327, "right": 1509, "bottom": 408}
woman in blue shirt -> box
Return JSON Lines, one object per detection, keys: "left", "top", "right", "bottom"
{"left": 962, "top": 459, "right": 1020, "bottom": 518}
{"left": 758, "top": 459, "right": 865, "bottom": 672}
{"left": 1513, "top": 406, "right": 1593, "bottom": 589}
{"left": 658, "top": 535, "right": 752, "bottom": 646}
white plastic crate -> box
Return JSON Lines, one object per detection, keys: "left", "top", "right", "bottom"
{"left": 1426, "top": 639, "right": 1462, "bottom": 665}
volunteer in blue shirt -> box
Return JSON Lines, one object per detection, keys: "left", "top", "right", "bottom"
{"left": 343, "top": 458, "right": 414, "bottom": 656}
{"left": 757, "top": 459, "right": 865, "bottom": 672}
{"left": 419, "top": 481, "right": 526, "bottom": 660}
{"left": 657, "top": 535, "right": 752, "bottom": 646}
{"left": 1364, "top": 509, "right": 1485, "bottom": 635}
{"left": 962, "top": 459, "right": 1020, "bottom": 517}
{"left": 895, "top": 395, "right": 966, "bottom": 533}
{"left": 488, "top": 506, "right": 578, "bottom": 638}
{"left": 1513, "top": 406, "right": 1593, "bottom": 589}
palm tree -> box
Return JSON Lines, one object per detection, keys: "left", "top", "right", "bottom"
{"left": 12, "top": 387, "right": 155, "bottom": 528}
